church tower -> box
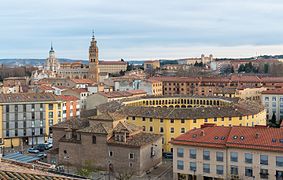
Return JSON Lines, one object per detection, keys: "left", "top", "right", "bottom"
{"left": 45, "top": 43, "right": 60, "bottom": 72}
{"left": 88, "top": 31, "right": 99, "bottom": 82}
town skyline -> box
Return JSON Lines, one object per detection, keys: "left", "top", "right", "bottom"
{"left": 1, "top": 0, "right": 283, "bottom": 60}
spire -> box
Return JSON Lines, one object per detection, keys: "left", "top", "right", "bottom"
{"left": 92, "top": 29, "right": 95, "bottom": 41}
{"left": 50, "top": 41, "right": 54, "bottom": 51}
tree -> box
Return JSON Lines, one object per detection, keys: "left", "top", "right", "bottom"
{"left": 114, "top": 169, "right": 134, "bottom": 180}
{"left": 264, "top": 63, "right": 269, "bottom": 73}
{"left": 238, "top": 64, "right": 245, "bottom": 72}
{"left": 76, "top": 160, "right": 94, "bottom": 178}
{"left": 270, "top": 112, "right": 277, "bottom": 127}
{"left": 231, "top": 66, "right": 234, "bottom": 73}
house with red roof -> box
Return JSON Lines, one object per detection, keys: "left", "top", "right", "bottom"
{"left": 171, "top": 124, "right": 283, "bottom": 180}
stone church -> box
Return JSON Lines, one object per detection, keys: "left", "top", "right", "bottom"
{"left": 44, "top": 33, "right": 127, "bottom": 82}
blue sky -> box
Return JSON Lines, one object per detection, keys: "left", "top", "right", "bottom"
{"left": 1, "top": 0, "right": 283, "bottom": 60}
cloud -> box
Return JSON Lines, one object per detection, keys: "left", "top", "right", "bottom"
{"left": 0, "top": 0, "right": 283, "bottom": 59}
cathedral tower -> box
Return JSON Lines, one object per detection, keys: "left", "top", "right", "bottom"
{"left": 45, "top": 43, "right": 60, "bottom": 72}
{"left": 88, "top": 31, "right": 99, "bottom": 82}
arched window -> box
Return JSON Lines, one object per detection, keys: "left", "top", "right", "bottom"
{"left": 92, "top": 135, "right": 96, "bottom": 144}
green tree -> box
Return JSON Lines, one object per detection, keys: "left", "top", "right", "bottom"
{"left": 270, "top": 113, "right": 277, "bottom": 127}
{"left": 231, "top": 66, "right": 234, "bottom": 73}
{"left": 76, "top": 160, "right": 94, "bottom": 178}
{"left": 264, "top": 64, "right": 269, "bottom": 73}
{"left": 238, "top": 64, "right": 245, "bottom": 72}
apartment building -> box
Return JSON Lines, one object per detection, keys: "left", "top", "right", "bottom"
{"left": 57, "top": 95, "right": 80, "bottom": 121}
{"left": 262, "top": 89, "right": 283, "bottom": 121}
{"left": 171, "top": 124, "right": 283, "bottom": 180}
{"left": 0, "top": 93, "right": 63, "bottom": 147}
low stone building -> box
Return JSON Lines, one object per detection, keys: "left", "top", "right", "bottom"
{"left": 47, "top": 111, "right": 162, "bottom": 176}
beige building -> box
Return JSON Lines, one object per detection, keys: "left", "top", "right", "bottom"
{"left": 262, "top": 88, "right": 283, "bottom": 121}
{"left": 144, "top": 60, "right": 160, "bottom": 70}
{"left": 171, "top": 124, "right": 283, "bottom": 180}
{"left": 48, "top": 111, "right": 162, "bottom": 176}
{"left": 140, "top": 79, "right": 163, "bottom": 96}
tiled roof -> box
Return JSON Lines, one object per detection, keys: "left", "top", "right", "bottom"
{"left": 0, "top": 93, "right": 59, "bottom": 103}
{"left": 89, "top": 111, "right": 126, "bottom": 122}
{"left": 108, "top": 132, "right": 162, "bottom": 147}
{"left": 262, "top": 88, "right": 283, "bottom": 95}
{"left": 53, "top": 118, "right": 89, "bottom": 130}
{"left": 39, "top": 85, "right": 54, "bottom": 91}
{"left": 57, "top": 95, "right": 79, "bottom": 101}
{"left": 171, "top": 124, "right": 283, "bottom": 152}
{"left": 78, "top": 122, "right": 112, "bottom": 134}
{"left": 99, "top": 90, "right": 146, "bottom": 98}
{"left": 113, "top": 121, "right": 142, "bottom": 133}
{"left": 71, "top": 78, "right": 95, "bottom": 84}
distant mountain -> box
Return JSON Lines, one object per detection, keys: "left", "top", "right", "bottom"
{"left": 0, "top": 58, "right": 87, "bottom": 66}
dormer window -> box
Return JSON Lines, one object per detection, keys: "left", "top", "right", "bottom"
{"left": 92, "top": 135, "right": 96, "bottom": 144}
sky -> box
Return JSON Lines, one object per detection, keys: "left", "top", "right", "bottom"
{"left": 1, "top": 0, "right": 283, "bottom": 60}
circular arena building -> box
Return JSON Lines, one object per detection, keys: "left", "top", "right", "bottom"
{"left": 97, "top": 95, "right": 266, "bottom": 152}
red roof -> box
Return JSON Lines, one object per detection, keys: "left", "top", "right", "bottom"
{"left": 39, "top": 85, "right": 54, "bottom": 91}
{"left": 57, "top": 95, "right": 79, "bottom": 101}
{"left": 71, "top": 79, "right": 95, "bottom": 84}
{"left": 99, "top": 90, "right": 146, "bottom": 98}
{"left": 171, "top": 124, "right": 283, "bottom": 152}
{"left": 262, "top": 88, "right": 283, "bottom": 95}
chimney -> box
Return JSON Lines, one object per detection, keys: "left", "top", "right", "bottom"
{"left": 65, "top": 128, "right": 72, "bottom": 140}
{"left": 200, "top": 130, "right": 205, "bottom": 136}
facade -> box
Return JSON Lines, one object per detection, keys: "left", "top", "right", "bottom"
{"left": 171, "top": 124, "right": 283, "bottom": 180}
{"left": 150, "top": 75, "right": 283, "bottom": 96}
{"left": 62, "top": 88, "right": 89, "bottom": 110}
{"left": 48, "top": 111, "right": 162, "bottom": 176}
{"left": 262, "top": 89, "right": 283, "bottom": 121}
{"left": 99, "top": 61, "right": 127, "bottom": 74}
{"left": 177, "top": 54, "right": 214, "bottom": 65}
{"left": 140, "top": 79, "right": 163, "bottom": 96}
{"left": 58, "top": 95, "right": 80, "bottom": 121}
{"left": 0, "top": 93, "right": 63, "bottom": 147}
{"left": 144, "top": 60, "right": 160, "bottom": 70}
{"left": 44, "top": 44, "right": 60, "bottom": 73}
{"left": 97, "top": 96, "right": 266, "bottom": 152}
{"left": 86, "top": 90, "right": 147, "bottom": 109}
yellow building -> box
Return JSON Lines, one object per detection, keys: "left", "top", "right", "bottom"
{"left": 97, "top": 96, "right": 266, "bottom": 152}
{"left": 0, "top": 93, "right": 62, "bottom": 148}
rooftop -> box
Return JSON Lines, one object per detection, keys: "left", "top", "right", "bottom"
{"left": 0, "top": 93, "right": 59, "bottom": 103}
{"left": 99, "top": 61, "right": 127, "bottom": 65}
{"left": 71, "top": 78, "right": 95, "bottom": 84}
{"left": 262, "top": 88, "right": 283, "bottom": 95}
{"left": 171, "top": 124, "right": 283, "bottom": 152}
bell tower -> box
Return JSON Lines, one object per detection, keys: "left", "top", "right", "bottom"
{"left": 88, "top": 30, "right": 99, "bottom": 82}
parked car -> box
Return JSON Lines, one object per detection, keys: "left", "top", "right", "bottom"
{"left": 34, "top": 144, "right": 46, "bottom": 152}
{"left": 44, "top": 143, "right": 53, "bottom": 150}
{"left": 37, "top": 152, "right": 47, "bottom": 159}
{"left": 28, "top": 148, "right": 39, "bottom": 154}
{"left": 162, "top": 152, "right": 173, "bottom": 159}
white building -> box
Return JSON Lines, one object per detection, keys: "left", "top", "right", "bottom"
{"left": 262, "top": 89, "right": 283, "bottom": 121}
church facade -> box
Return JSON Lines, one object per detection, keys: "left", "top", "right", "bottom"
{"left": 48, "top": 34, "right": 128, "bottom": 82}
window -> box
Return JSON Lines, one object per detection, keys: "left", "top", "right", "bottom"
{"left": 203, "top": 150, "right": 210, "bottom": 160}
{"left": 160, "top": 119, "right": 163, "bottom": 123}
{"left": 23, "top": 104, "right": 26, "bottom": 112}
{"left": 230, "top": 165, "right": 238, "bottom": 175}
{"left": 245, "top": 153, "right": 253, "bottom": 164}
{"left": 193, "top": 119, "right": 196, "bottom": 123}
{"left": 245, "top": 167, "right": 253, "bottom": 177}
{"left": 129, "top": 153, "right": 134, "bottom": 159}
{"left": 177, "top": 148, "right": 184, "bottom": 157}
{"left": 92, "top": 136, "right": 96, "bottom": 144}
{"left": 15, "top": 105, "right": 18, "bottom": 112}
{"left": 272, "top": 97, "right": 277, "bottom": 101}
{"left": 260, "top": 169, "right": 268, "bottom": 179}
{"left": 48, "top": 112, "right": 53, "bottom": 119}
{"left": 149, "top": 126, "right": 153, "bottom": 132}
{"left": 181, "top": 119, "right": 185, "bottom": 123}
{"left": 190, "top": 149, "right": 196, "bottom": 159}
{"left": 276, "top": 156, "right": 283, "bottom": 167}
{"left": 142, "top": 117, "right": 146, "bottom": 121}
{"left": 214, "top": 117, "right": 217, "bottom": 122}
{"left": 132, "top": 117, "right": 135, "bottom": 120}
{"left": 109, "top": 151, "right": 113, "bottom": 157}
{"left": 230, "top": 152, "right": 238, "bottom": 162}
{"left": 170, "top": 119, "right": 174, "bottom": 123}
{"left": 221, "top": 117, "right": 224, "bottom": 121}
{"left": 160, "top": 127, "right": 164, "bottom": 133}
{"left": 239, "top": 116, "right": 242, "bottom": 120}
{"left": 216, "top": 152, "right": 223, "bottom": 162}
{"left": 203, "top": 163, "right": 210, "bottom": 173}
{"left": 204, "top": 118, "right": 208, "bottom": 122}
{"left": 265, "top": 97, "right": 269, "bottom": 101}
{"left": 6, "top": 105, "right": 9, "bottom": 113}
{"left": 149, "top": 118, "right": 153, "bottom": 122}
{"left": 216, "top": 165, "right": 223, "bottom": 175}
{"left": 181, "top": 128, "right": 185, "bottom": 133}
{"left": 170, "top": 127, "right": 174, "bottom": 133}
{"left": 40, "top": 128, "right": 43, "bottom": 135}
{"left": 260, "top": 155, "right": 268, "bottom": 165}
{"left": 229, "top": 117, "right": 232, "bottom": 121}
{"left": 190, "top": 162, "right": 196, "bottom": 171}
{"left": 177, "top": 160, "right": 184, "bottom": 170}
